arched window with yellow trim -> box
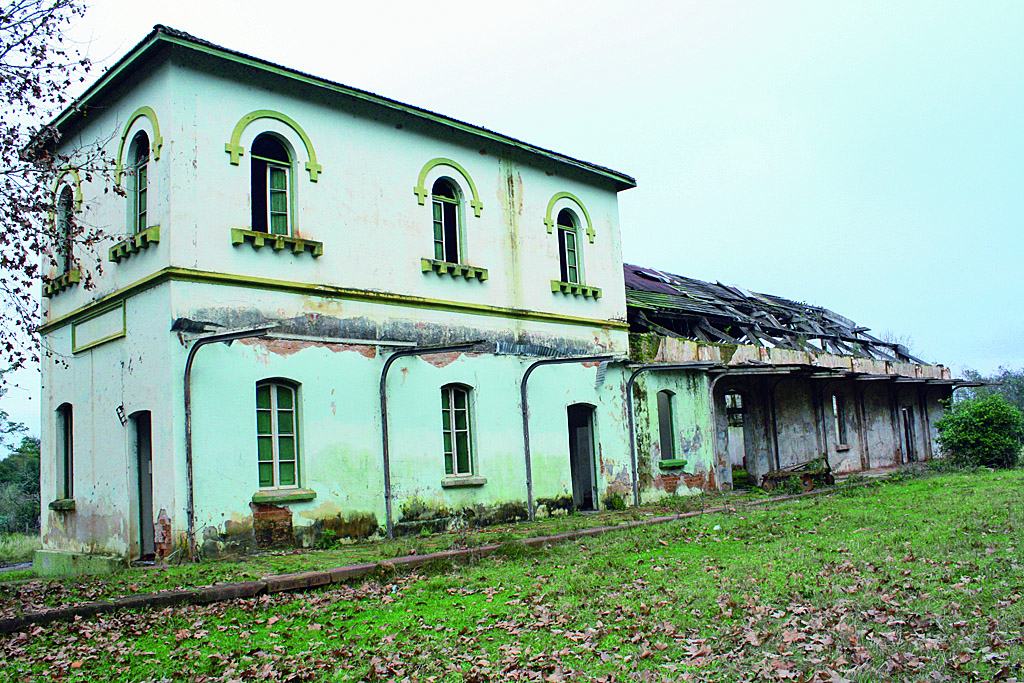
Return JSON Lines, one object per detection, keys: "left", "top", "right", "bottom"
{"left": 431, "top": 178, "right": 462, "bottom": 263}
{"left": 441, "top": 383, "right": 474, "bottom": 476}
{"left": 256, "top": 379, "right": 300, "bottom": 489}
{"left": 251, "top": 134, "right": 293, "bottom": 235}
{"left": 128, "top": 131, "right": 149, "bottom": 234}
{"left": 55, "top": 186, "right": 74, "bottom": 273}
{"left": 557, "top": 208, "right": 580, "bottom": 284}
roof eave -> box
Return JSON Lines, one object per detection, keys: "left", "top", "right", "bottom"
{"left": 46, "top": 27, "right": 166, "bottom": 136}
{"left": 46, "top": 26, "right": 637, "bottom": 191}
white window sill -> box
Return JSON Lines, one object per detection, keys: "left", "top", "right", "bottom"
{"left": 441, "top": 475, "right": 487, "bottom": 488}
{"left": 252, "top": 488, "right": 317, "bottom": 503}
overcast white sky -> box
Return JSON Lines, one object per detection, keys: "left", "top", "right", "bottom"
{"left": 4, "top": 0, "right": 1023, "bottom": 439}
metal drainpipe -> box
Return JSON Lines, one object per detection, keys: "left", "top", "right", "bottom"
{"left": 520, "top": 355, "right": 616, "bottom": 521}
{"left": 380, "top": 341, "right": 482, "bottom": 539}
{"left": 626, "top": 363, "right": 721, "bottom": 504}
{"left": 184, "top": 324, "right": 279, "bottom": 561}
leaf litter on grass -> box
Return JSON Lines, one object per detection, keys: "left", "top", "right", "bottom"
{"left": 2, "top": 470, "right": 1024, "bottom": 682}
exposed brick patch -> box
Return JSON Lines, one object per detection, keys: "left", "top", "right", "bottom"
{"left": 243, "top": 338, "right": 377, "bottom": 359}
{"left": 251, "top": 503, "right": 293, "bottom": 548}
{"left": 154, "top": 509, "right": 173, "bottom": 559}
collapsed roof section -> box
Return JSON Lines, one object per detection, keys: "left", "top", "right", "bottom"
{"left": 624, "top": 264, "right": 924, "bottom": 364}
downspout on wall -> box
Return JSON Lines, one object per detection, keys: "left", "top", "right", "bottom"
{"left": 520, "top": 355, "right": 617, "bottom": 521}
{"left": 183, "top": 324, "right": 279, "bottom": 561}
{"left": 380, "top": 341, "right": 482, "bottom": 539}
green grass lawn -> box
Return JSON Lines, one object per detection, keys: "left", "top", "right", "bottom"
{"left": 0, "top": 488, "right": 748, "bottom": 616}
{"left": 1, "top": 469, "right": 1023, "bottom": 681}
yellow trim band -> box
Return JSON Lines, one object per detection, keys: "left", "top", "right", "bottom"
{"left": 225, "top": 109, "right": 322, "bottom": 182}
{"left": 115, "top": 106, "right": 163, "bottom": 184}
{"left": 544, "top": 191, "right": 595, "bottom": 243}
{"left": 39, "top": 267, "right": 629, "bottom": 335}
{"left": 413, "top": 158, "right": 483, "bottom": 217}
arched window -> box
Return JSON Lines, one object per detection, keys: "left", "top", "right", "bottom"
{"left": 431, "top": 178, "right": 462, "bottom": 263}
{"left": 129, "top": 131, "right": 149, "bottom": 234}
{"left": 656, "top": 390, "right": 675, "bottom": 460}
{"left": 557, "top": 208, "right": 580, "bottom": 284}
{"left": 441, "top": 383, "right": 473, "bottom": 476}
{"left": 256, "top": 380, "right": 300, "bottom": 489}
{"left": 56, "top": 403, "right": 74, "bottom": 500}
{"left": 55, "top": 186, "right": 74, "bottom": 273}
{"left": 251, "top": 134, "right": 292, "bottom": 235}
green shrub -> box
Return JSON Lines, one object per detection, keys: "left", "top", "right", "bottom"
{"left": 315, "top": 528, "right": 337, "bottom": 549}
{"left": 935, "top": 394, "right": 1024, "bottom": 469}
{"left": 603, "top": 491, "right": 627, "bottom": 511}
{"left": 780, "top": 475, "right": 805, "bottom": 496}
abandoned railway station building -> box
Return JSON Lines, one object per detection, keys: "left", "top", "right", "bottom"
{"left": 36, "top": 26, "right": 965, "bottom": 569}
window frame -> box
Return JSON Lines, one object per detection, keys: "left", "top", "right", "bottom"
{"left": 656, "top": 390, "right": 676, "bottom": 461}
{"left": 55, "top": 185, "right": 75, "bottom": 273}
{"left": 56, "top": 403, "right": 73, "bottom": 500}
{"left": 250, "top": 133, "right": 294, "bottom": 236}
{"left": 441, "top": 383, "right": 474, "bottom": 477}
{"left": 431, "top": 177, "right": 463, "bottom": 264}
{"left": 129, "top": 131, "right": 149, "bottom": 235}
{"left": 725, "top": 391, "right": 745, "bottom": 428}
{"left": 832, "top": 393, "right": 849, "bottom": 449}
{"left": 256, "top": 380, "right": 300, "bottom": 490}
{"left": 557, "top": 208, "right": 581, "bottom": 284}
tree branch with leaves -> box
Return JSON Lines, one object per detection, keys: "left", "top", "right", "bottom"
{"left": 1, "top": 0, "right": 113, "bottom": 380}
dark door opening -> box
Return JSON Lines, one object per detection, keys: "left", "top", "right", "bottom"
{"left": 567, "top": 404, "right": 597, "bottom": 511}
{"left": 901, "top": 406, "right": 916, "bottom": 463}
{"left": 134, "top": 412, "right": 155, "bottom": 558}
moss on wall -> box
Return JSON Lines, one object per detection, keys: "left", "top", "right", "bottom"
{"left": 629, "top": 333, "right": 662, "bottom": 362}
{"left": 535, "top": 495, "right": 575, "bottom": 516}
{"left": 633, "top": 381, "right": 653, "bottom": 490}
{"left": 392, "top": 498, "right": 530, "bottom": 536}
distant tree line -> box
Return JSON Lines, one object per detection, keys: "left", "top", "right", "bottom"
{"left": 0, "top": 374, "right": 40, "bottom": 534}
{"left": 957, "top": 366, "right": 1024, "bottom": 415}
{"left": 0, "top": 435, "right": 40, "bottom": 533}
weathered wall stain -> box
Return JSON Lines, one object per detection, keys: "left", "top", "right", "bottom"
{"left": 241, "top": 337, "right": 378, "bottom": 359}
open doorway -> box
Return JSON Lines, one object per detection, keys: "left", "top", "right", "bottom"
{"left": 567, "top": 404, "right": 597, "bottom": 511}
{"left": 133, "top": 411, "right": 155, "bottom": 559}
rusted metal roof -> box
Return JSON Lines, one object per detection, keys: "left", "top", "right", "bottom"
{"left": 624, "top": 263, "right": 924, "bottom": 363}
